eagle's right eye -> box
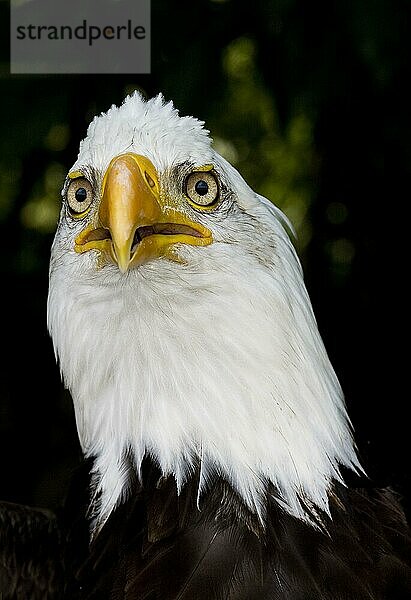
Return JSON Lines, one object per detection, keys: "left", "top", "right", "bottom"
{"left": 67, "top": 177, "right": 93, "bottom": 216}
{"left": 185, "top": 171, "right": 219, "bottom": 209}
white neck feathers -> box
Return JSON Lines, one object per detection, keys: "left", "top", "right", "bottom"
{"left": 48, "top": 215, "right": 361, "bottom": 530}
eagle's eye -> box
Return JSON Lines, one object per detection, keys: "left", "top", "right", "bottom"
{"left": 67, "top": 177, "right": 93, "bottom": 217}
{"left": 185, "top": 171, "right": 219, "bottom": 208}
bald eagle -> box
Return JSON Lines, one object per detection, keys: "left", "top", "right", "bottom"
{"left": 1, "top": 93, "right": 411, "bottom": 599}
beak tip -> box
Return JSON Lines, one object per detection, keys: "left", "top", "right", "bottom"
{"left": 112, "top": 245, "right": 131, "bottom": 274}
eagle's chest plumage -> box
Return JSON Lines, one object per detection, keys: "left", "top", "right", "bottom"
{"left": 65, "top": 459, "right": 411, "bottom": 600}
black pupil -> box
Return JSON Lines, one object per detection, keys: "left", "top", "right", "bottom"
{"left": 195, "top": 180, "right": 209, "bottom": 196}
{"left": 75, "top": 187, "right": 88, "bottom": 202}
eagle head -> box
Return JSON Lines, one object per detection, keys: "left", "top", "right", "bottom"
{"left": 47, "top": 92, "right": 361, "bottom": 531}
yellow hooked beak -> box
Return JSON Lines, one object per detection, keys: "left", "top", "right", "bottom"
{"left": 74, "top": 153, "right": 212, "bottom": 273}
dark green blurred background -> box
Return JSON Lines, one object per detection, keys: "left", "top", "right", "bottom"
{"left": 1, "top": 0, "right": 409, "bottom": 516}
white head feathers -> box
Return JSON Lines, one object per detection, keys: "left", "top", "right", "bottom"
{"left": 74, "top": 92, "right": 213, "bottom": 175}
{"left": 48, "top": 92, "right": 362, "bottom": 531}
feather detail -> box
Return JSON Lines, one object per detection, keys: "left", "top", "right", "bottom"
{"left": 0, "top": 502, "right": 65, "bottom": 598}
{"left": 66, "top": 459, "right": 411, "bottom": 600}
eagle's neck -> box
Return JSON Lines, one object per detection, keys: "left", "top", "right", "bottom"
{"left": 48, "top": 241, "right": 361, "bottom": 531}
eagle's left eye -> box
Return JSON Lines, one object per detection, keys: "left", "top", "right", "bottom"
{"left": 67, "top": 177, "right": 93, "bottom": 216}
{"left": 185, "top": 171, "right": 219, "bottom": 208}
